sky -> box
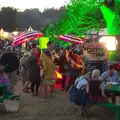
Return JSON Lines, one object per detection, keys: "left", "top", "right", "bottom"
{"left": 0, "top": 0, "right": 70, "bottom": 12}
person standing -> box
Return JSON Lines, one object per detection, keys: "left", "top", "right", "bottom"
{"left": 41, "top": 41, "right": 56, "bottom": 98}
{"left": 20, "top": 51, "right": 30, "bottom": 86}
{"left": 68, "top": 50, "right": 84, "bottom": 90}
{"left": 28, "top": 49, "right": 41, "bottom": 96}
{"left": 59, "top": 47, "right": 71, "bottom": 91}
{"left": 0, "top": 46, "right": 19, "bottom": 93}
{"left": 30, "top": 43, "right": 40, "bottom": 65}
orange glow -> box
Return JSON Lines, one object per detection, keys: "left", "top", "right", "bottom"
{"left": 56, "top": 71, "right": 62, "bottom": 79}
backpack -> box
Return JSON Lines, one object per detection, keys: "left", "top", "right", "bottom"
{"left": 68, "top": 76, "right": 88, "bottom": 106}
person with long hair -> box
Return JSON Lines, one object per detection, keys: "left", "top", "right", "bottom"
{"left": 89, "top": 69, "right": 107, "bottom": 103}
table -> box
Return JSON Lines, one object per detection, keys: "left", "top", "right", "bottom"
{"left": 105, "top": 84, "right": 120, "bottom": 103}
{"left": 105, "top": 84, "right": 120, "bottom": 93}
{"left": 105, "top": 84, "right": 120, "bottom": 120}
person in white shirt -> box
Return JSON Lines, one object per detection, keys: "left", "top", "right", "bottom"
{"left": 74, "top": 71, "right": 89, "bottom": 117}
{"left": 74, "top": 74, "right": 89, "bottom": 93}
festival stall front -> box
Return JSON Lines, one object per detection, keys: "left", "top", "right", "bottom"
{"left": 84, "top": 41, "right": 108, "bottom": 74}
{"left": 99, "top": 35, "right": 120, "bottom": 74}
{"left": 84, "top": 42, "right": 109, "bottom": 60}
{"left": 84, "top": 35, "right": 120, "bottom": 74}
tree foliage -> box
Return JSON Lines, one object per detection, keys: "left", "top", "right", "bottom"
{"left": 53, "top": 0, "right": 120, "bottom": 35}
{"left": 16, "top": 7, "right": 65, "bottom": 30}
{"left": 0, "top": 7, "right": 17, "bottom": 32}
{"left": 100, "top": 0, "right": 120, "bottom": 35}
{"left": 0, "top": 7, "right": 65, "bottom": 31}
{"left": 57, "top": 0, "right": 105, "bottom": 35}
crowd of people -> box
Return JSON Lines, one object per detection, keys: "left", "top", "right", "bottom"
{"left": 0, "top": 40, "right": 85, "bottom": 97}
{"left": 0, "top": 40, "right": 120, "bottom": 116}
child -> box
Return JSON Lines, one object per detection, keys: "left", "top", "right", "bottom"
{"left": 89, "top": 69, "right": 107, "bottom": 103}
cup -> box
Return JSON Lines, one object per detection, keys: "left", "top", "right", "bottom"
{"left": 108, "top": 83, "right": 112, "bottom": 89}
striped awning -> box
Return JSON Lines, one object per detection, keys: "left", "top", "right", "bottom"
{"left": 57, "top": 35, "right": 85, "bottom": 44}
{"left": 12, "top": 31, "right": 44, "bottom": 46}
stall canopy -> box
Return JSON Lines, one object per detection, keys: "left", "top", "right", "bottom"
{"left": 12, "top": 31, "right": 44, "bottom": 46}
{"left": 57, "top": 35, "right": 85, "bottom": 44}
{"left": 28, "top": 26, "right": 33, "bottom": 32}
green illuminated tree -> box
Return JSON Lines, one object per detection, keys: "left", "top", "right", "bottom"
{"left": 43, "top": 0, "right": 120, "bottom": 47}
{"left": 42, "top": 23, "right": 70, "bottom": 47}
{"left": 59, "top": 0, "right": 120, "bottom": 35}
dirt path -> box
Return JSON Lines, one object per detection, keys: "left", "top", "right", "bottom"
{"left": 0, "top": 81, "right": 115, "bottom": 120}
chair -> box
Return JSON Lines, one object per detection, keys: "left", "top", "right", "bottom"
{"left": 0, "top": 85, "right": 9, "bottom": 102}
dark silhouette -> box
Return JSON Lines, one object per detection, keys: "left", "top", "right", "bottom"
{"left": 0, "top": 7, "right": 17, "bottom": 32}
{"left": 0, "top": 7, "right": 65, "bottom": 32}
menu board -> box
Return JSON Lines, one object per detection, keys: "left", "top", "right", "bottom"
{"left": 85, "top": 60, "right": 108, "bottom": 74}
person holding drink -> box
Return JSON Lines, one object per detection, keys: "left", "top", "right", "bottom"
{"left": 100, "top": 65, "right": 120, "bottom": 103}
{"left": 100, "top": 65, "right": 120, "bottom": 83}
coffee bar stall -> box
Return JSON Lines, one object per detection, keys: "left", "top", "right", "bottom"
{"left": 84, "top": 35, "right": 120, "bottom": 74}
{"left": 84, "top": 41, "right": 108, "bottom": 74}
{"left": 100, "top": 36, "right": 120, "bottom": 74}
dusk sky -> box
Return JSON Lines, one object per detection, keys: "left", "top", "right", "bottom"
{"left": 0, "top": 0, "right": 70, "bottom": 11}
